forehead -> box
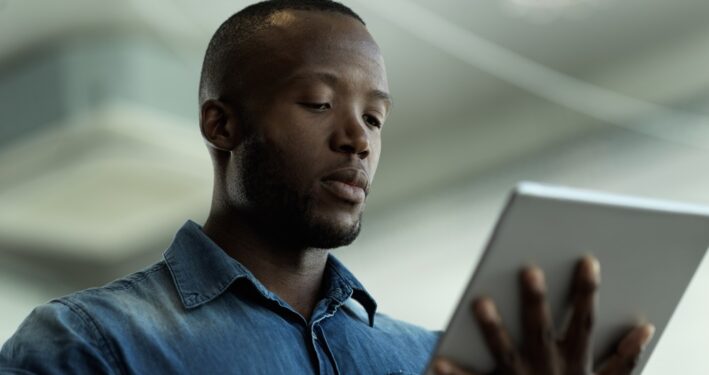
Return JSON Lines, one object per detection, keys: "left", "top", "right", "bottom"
{"left": 245, "top": 10, "right": 388, "bottom": 92}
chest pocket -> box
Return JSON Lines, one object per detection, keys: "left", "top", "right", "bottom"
{"left": 386, "top": 372, "right": 419, "bottom": 375}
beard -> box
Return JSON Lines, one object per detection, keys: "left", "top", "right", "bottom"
{"left": 237, "top": 137, "right": 362, "bottom": 249}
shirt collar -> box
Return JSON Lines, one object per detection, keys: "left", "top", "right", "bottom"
{"left": 323, "top": 254, "right": 378, "bottom": 326}
{"left": 163, "top": 220, "right": 378, "bottom": 325}
{"left": 163, "top": 220, "right": 260, "bottom": 309}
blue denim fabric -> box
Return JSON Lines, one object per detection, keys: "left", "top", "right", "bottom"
{"left": 1, "top": 220, "right": 439, "bottom": 374}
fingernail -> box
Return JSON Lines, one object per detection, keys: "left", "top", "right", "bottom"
{"left": 527, "top": 267, "right": 545, "bottom": 293}
{"left": 583, "top": 256, "right": 600, "bottom": 281}
{"left": 620, "top": 324, "right": 655, "bottom": 356}
{"left": 435, "top": 359, "right": 454, "bottom": 375}
{"left": 478, "top": 299, "right": 498, "bottom": 323}
{"left": 641, "top": 324, "right": 656, "bottom": 349}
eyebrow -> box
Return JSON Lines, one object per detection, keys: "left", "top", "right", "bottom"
{"left": 288, "top": 71, "right": 339, "bottom": 86}
{"left": 287, "top": 71, "right": 393, "bottom": 108}
{"left": 369, "top": 89, "right": 393, "bottom": 107}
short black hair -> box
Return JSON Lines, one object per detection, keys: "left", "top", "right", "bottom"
{"left": 198, "top": 0, "right": 365, "bottom": 106}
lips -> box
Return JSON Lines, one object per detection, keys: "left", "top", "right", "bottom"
{"left": 321, "top": 168, "right": 369, "bottom": 204}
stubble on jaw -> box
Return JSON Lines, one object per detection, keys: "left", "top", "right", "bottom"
{"left": 238, "top": 137, "right": 363, "bottom": 250}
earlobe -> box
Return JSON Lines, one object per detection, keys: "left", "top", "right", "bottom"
{"left": 200, "top": 99, "right": 241, "bottom": 151}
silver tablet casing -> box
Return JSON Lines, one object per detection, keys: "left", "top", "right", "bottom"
{"left": 426, "top": 182, "right": 709, "bottom": 374}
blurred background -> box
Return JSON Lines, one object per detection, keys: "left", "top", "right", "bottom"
{"left": 1, "top": 0, "right": 708, "bottom": 373}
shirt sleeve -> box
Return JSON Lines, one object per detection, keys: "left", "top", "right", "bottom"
{"left": 0, "top": 300, "right": 119, "bottom": 375}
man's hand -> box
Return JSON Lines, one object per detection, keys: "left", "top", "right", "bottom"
{"left": 433, "top": 256, "right": 655, "bottom": 375}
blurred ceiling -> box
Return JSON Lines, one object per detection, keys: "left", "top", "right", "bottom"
{"left": 1, "top": 0, "right": 709, "bottom": 285}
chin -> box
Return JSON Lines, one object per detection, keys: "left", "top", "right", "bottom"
{"left": 303, "top": 214, "right": 362, "bottom": 249}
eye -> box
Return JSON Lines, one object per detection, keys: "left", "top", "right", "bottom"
{"left": 299, "top": 102, "right": 331, "bottom": 112}
{"left": 363, "top": 114, "right": 382, "bottom": 128}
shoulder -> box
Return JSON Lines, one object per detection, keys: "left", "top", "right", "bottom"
{"left": 70, "top": 260, "right": 170, "bottom": 297}
{"left": 11, "top": 259, "right": 173, "bottom": 329}
{"left": 58, "top": 261, "right": 178, "bottom": 316}
{"left": 0, "top": 261, "right": 176, "bottom": 374}
{"left": 0, "top": 298, "right": 120, "bottom": 373}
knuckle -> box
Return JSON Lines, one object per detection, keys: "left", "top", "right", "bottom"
{"left": 576, "top": 277, "right": 599, "bottom": 294}
{"left": 480, "top": 320, "right": 500, "bottom": 336}
{"left": 497, "top": 349, "right": 521, "bottom": 373}
{"left": 584, "top": 312, "right": 595, "bottom": 331}
{"left": 523, "top": 288, "right": 546, "bottom": 305}
{"left": 624, "top": 353, "right": 640, "bottom": 370}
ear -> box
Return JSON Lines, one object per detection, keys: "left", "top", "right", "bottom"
{"left": 200, "top": 99, "right": 242, "bottom": 151}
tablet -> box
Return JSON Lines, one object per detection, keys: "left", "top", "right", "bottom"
{"left": 425, "top": 182, "right": 709, "bottom": 374}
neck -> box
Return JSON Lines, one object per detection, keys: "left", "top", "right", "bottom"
{"left": 202, "top": 209, "right": 329, "bottom": 321}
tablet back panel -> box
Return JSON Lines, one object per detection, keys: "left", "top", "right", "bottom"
{"left": 427, "top": 182, "right": 709, "bottom": 374}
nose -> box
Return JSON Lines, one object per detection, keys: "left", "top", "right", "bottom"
{"left": 330, "top": 112, "right": 370, "bottom": 159}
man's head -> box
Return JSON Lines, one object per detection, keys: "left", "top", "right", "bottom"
{"left": 199, "top": 0, "right": 390, "bottom": 249}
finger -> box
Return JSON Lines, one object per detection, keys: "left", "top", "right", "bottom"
{"left": 519, "top": 266, "right": 557, "bottom": 373}
{"left": 472, "top": 297, "right": 522, "bottom": 373}
{"left": 595, "top": 324, "right": 655, "bottom": 375}
{"left": 562, "top": 256, "right": 600, "bottom": 372}
{"left": 432, "top": 358, "right": 482, "bottom": 375}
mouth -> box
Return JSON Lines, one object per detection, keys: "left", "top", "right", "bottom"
{"left": 321, "top": 168, "right": 369, "bottom": 204}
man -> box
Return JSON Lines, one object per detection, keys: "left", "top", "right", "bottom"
{"left": 0, "top": 1, "right": 653, "bottom": 374}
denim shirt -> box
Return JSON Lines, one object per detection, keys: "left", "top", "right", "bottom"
{"left": 1, "top": 221, "right": 439, "bottom": 374}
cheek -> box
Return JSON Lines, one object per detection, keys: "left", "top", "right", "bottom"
{"left": 368, "top": 136, "right": 382, "bottom": 178}
{"left": 258, "top": 116, "right": 330, "bottom": 187}
{"left": 262, "top": 128, "right": 327, "bottom": 168}
{"left": 263, "top": 106, "right": 329, "bottom": 148}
